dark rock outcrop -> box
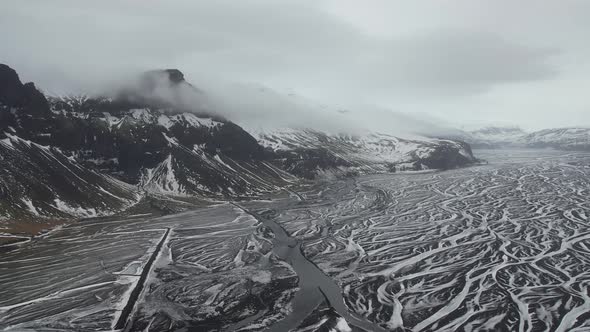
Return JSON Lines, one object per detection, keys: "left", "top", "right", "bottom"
{"left": 275, "top": 148, "right": 351, "bottom": 179}
{"left": 0, "top": 64, "right": 50, "bottom": 117}
{"left": 416, "top": 141, "right": 474, "bottom": 170}
{"left": 0, "top": 64, "right": 22, "bottom": 106}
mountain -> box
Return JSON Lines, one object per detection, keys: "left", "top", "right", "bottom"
{"left": 249, "top": 127, "right": 475, "bottom": 178}
{"left": 0, "top": 64, "right": 476, "bottom": 235}
{"left": 195, "top": 81, "right": 476, "bottom": 177}
{"left": 467, "top": 126, "right": 528, "bottom": 148}
{"left": 0, "top": 132, "right": 139, "bottom": 221}
{"left": 453, "top": 125, "right": 590, "bottom": 151}
{"left": 521, "top": 128, "right": 590, "bottom": 151}
{"left": 46, "top": 97, "right": 293, "bottom": 196}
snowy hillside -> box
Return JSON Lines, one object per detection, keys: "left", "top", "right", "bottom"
{"left": 467, "top": 126, "right": 528, "bottom": 148}
{"left": 0, "top": 132, "right": 139, "bottom": 221}
{"left": 248, "top": 127, "right": 475, "bottom": 178}
{"left": 454, "top": 125, "right": 590, "bottom": 151}
{"left": 522, "top": 127, "right": 590, "bottom": 150}
{"left": 46, "top": 96, "right": 296, "bottom": 197}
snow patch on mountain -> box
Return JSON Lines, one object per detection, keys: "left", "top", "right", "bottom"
{"left": 140, "top": 155, "right": 187, "bottom": 196}
{"left": 21, "top": 198, "right": 40, "bottom": 216}
{"left": 53, "top": 199, "right": 98, "bottom": 218}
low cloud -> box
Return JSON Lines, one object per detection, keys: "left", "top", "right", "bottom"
{"left": 1, "top": 1, "right": 558, "bottom": 97}
{"left": 1, "top": 0, "right": 587, "bottom": 129}
{"left": 114, "top": 70, "right": 455, "bottom": 138}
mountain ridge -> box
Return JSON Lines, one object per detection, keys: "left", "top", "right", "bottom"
{"left": 451, "top": 125, "right": 590, "bottom": 151}
{"left": 0, "top": 64, "right": 477, "bottom": 237}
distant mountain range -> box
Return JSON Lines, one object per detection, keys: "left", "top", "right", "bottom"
{"left": 452, "top": 126, "right": 590, "bottom": 150}
{"left": 0, "top": 64, "right": 475, "bottom": 233}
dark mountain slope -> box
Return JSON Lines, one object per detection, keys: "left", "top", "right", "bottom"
{"left": 1, "top": 63, "right": 476, "bottom": 233}
{"left": 0, "top": 65, "right": 294, "bottom": 214}
{"left": 0, "top": 132, "right": 138, "bottom": 221}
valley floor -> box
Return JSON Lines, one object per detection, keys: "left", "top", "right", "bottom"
{"left": 1, "top": 149, "right": 590, "bottom": 331}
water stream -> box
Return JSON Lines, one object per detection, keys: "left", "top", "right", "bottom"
{"left": 232, "top": 203, "right": 388, "bottom": 332}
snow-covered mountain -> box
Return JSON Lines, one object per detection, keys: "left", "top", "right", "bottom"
{"left": 249, "top": 127, "right": 474, "bottom": 178}
{"left": 467, "top": 126, "right": 528, "bottom": 148}
{"left": 453, "top": 125, "right": 590, "bottom": 151}
{"left": 198, "top": 80, "right": 476, "bottom": 177}
{"left": 522, "top": 128, "right": 590, "bottom": 151}
{"left": 0, "top": 63, "right": 476, "bottom": 234}
{"left": 47, "top": 98, "right": 295, "bottom": 197}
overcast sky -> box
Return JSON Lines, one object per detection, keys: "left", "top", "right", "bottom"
{"left": 2, "top": 0, "right": 590, "bottom": 130}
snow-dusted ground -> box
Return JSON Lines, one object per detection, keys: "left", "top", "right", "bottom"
{"left": 0, "top": 217, "right": 165, "bottom": 331}
{"left": 277, "top": 149, "right": 590, "bottom": 331}
{"left": 2, "top": 150, "right": 590, "bottom": 331}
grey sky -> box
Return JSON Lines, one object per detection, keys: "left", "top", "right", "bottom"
{"left": 1, "top": 0, "right": 589, "bottom": 130}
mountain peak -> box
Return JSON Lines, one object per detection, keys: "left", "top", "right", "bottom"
{"left": 162, "top": 69, "right": 185, "bottom": 84}
{"left": 141, "top": 68, "right": 186, "bottom": 87}
{"left": 109, "top": 68, "right": 206, "bottom": 112}
{"left": 0, "top": 63, "right": 25, "bottom": 106}
{"left": 0, "top": 63, "right": 50, "bottom": 117}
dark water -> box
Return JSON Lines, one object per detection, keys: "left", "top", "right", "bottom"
{"left": 232, "top": 204, "right": 388, "bottom": 332}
